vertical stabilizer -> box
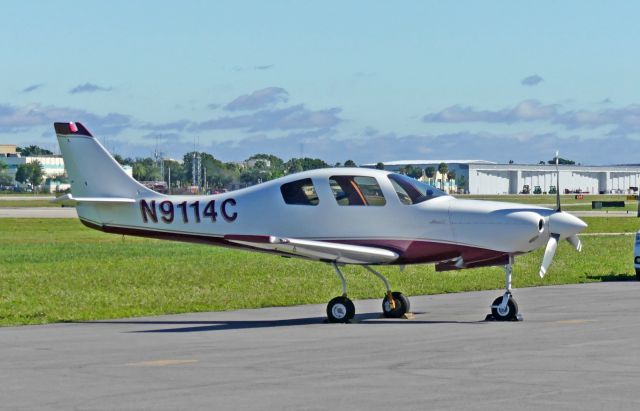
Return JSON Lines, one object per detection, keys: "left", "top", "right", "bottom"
{"left": 54, "top": 122, "right": 155, "bottom": 199}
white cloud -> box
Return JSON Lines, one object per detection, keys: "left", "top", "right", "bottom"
{"left": 224, "top": 87, "right": 289, "bottom": 111}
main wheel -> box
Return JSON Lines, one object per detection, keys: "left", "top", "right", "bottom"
{"left": 491, "top": 295, "right": 518, "bottom": 321}
{"left": 327, "top": 296, "right": 355, "bottom": 323}
{"left": 382, "top": 291, "right": 410, "bottom": 318}
{"left": 636, "top": 268, "right": 640, "bottom": 281}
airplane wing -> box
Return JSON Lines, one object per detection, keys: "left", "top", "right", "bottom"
{"left": 224, "top": 234, "right": 399, "bottom": 264}
{"left": 51, "top": 194, "right": 136, "bottom": 204}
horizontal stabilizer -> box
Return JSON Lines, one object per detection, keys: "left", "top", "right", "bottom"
{"left": 224, "top": 234, "right": 398, "bottom": 264}
{"left": 51, "top": 194, "right": 135, "bottom": 204}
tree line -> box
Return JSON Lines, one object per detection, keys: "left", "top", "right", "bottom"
{"left": 112, "top": 152, "right": 342, "bottom": 191}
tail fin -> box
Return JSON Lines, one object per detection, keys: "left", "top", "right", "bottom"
{"left": 54, "top": 122, "right": 155, "bottom": 198}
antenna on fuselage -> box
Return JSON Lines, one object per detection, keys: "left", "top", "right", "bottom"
{"left": 555, "top": 151, "right": 561, "bottom": 212}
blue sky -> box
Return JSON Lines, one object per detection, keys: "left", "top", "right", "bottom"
{"left": 1, "top": 1, "right": 639, "bottom": 164}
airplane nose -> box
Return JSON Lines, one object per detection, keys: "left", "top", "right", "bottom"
{"left": 548, "top": 211, "right": 588, "bottom": 238}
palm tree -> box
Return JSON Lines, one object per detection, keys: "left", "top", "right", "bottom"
{"left": 424, "top": 167, "right": 435, "bottom": 185}
{"left": 437, "top": 162, "right": 448, "bottom": 190}
{"left": 447, "top": 170, "right": 456, "bottom": 193}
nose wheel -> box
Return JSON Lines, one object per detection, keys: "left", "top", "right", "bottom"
{"left": 486, "top": 256, "right": 523, "bottom": 321}
{"left": 490, "top": 293, "right": 519, "bottom": 321}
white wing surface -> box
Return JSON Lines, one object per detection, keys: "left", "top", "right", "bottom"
{"left": 224, "top": 235, "right": 399, "bottom": 264}
{"left": 51, "top": 194, "right": 135, "bottom": 204}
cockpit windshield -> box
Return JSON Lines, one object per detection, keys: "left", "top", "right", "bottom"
{"left": 387, "top": 173, "right": 448, "bottom": 205}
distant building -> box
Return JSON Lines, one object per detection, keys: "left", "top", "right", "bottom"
{"left": 0, "top": 144, "right": 17, "bottom": 156}
{"left": 1, "top": 154, "right": 66, "bottom": 180}
{"left": 362, "top": 160, "right": 640, "bottom": 195}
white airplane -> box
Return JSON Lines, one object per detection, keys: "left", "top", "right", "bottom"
{"left": 53, "top": 122, "right": 587, "bottom": 323}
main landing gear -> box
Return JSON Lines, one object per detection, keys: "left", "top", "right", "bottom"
{"left": 487, "top": 256, "right": 523, "bottom": 321}
{"left": 326, "top": 263, "right": 410, "bottom": 323}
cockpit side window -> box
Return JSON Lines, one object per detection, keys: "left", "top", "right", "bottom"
{"left": 388, "top": 173, "right": 447, "bottom": 204}
{"left": 329, "top": 176, "right": 386, "bottom": 206}
{"left": 280, "top": 178, "right": 319, "bottom": 205}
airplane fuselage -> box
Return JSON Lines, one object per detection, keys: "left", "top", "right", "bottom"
{"left": 76, "top": 167, "right": 580, "bottom": 269}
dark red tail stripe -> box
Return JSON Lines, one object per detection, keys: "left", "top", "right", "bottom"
{"left": 54, "top": 122, "right": 93, "bottom": 137}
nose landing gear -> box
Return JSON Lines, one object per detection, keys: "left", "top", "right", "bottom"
{"left": 487, "top": 256, "right": 523, "bottom": 321}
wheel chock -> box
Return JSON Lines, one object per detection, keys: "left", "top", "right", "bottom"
{"left": 484, "top": 313, "right": 524, "bottom": 322}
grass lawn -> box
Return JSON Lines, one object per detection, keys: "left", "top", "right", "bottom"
{"left": 582, "top": 217, "right": 640, "bottom": 233}
{"left": 0, "top": 217, "right": 637, "bottom": 326}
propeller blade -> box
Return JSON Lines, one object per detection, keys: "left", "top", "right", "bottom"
{"left": 539, "top": 234, "right": 560, "bottom": 278}
{"left": 567, "top": 235, "right": 582, "bottom": 252}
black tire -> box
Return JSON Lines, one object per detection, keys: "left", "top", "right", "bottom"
{"left": 327, "top": 296, "right": 355, "bottom": 323}
{"left": 382, "top": 292, "right": 410, "bottom": 318}
{"left": 636, "top": 268, "right": 640, "bottom": 281}
{"left": 491, "top": 295, "right": 518, "bottom": 321}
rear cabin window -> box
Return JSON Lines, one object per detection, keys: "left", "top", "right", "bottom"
{"left": 280, "top": 178, "right": 319, "bottom": 205}
{"left": 329, "top": 176, "right": 386, "bottom": 206}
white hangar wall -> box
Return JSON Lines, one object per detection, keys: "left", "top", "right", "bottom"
{"left": 468, "top": 165, "right": 640, "bottom": 195}
{"left": 471, "top": 170, "right": 511, "bottom": 195}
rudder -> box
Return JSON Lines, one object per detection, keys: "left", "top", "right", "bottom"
{"left": 54, "top": 122, "right": 155, "bottom": 199}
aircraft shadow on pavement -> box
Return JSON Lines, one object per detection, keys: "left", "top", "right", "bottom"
{"left": 80, "top": 312, "right": 485, "bottom": 333}
{"left": 586, "top": 273, "right": 637, "bottom": 282}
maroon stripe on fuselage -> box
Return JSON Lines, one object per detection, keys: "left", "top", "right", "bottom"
{"left": 330, "top": 239, "right": 505, "bottom": 265}
{"left": 223, "top": 234, "right": 272, "bottom": 243}
{"left": 79, "top": 218, "right": 505, "bottom": 265}
{"left": 435, "top": 253, "right": 510, "bottom": 272}
{"left": 79, "top": 218, "right": 238, "bottom": 248}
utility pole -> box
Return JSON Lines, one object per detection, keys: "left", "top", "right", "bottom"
{"left": 168, "top": 167, "right": 171, "bottom": 195}
{"left": 197, "top": 153, "right": 201, "bottom": 192}
{"left": 192, "top": 152, "right": 197, "bottom": 187}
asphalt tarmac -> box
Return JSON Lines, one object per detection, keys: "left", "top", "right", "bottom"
{"left": 2, "top": 282, "right": 640, "bottom": 410}
{"left": 0, "top": 207, "right": 77, "bottom": 218}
